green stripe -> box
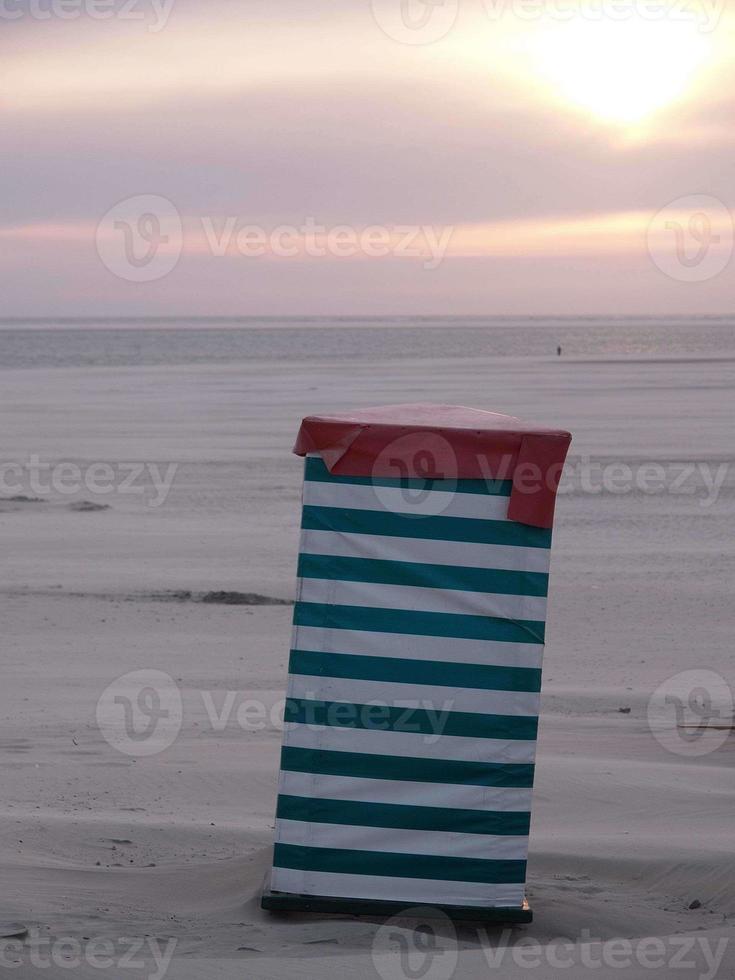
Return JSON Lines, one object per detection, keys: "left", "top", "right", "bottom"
{"left": 289, "top": 648, "right": 542, "bottom": 693}
{"left": 273, "top": 843, "right": 527, "bottom": 884}
{"left": 298, "top": 553, "right": 548, "bottom": 597}
{"left": 280, "top": 745, "right": 536, "bottom": 785}
{"left": 302, "top": 505, "right": 551, "bottom": 549}
{"left": 294, "top": 602, "right": 545, "bottom": 645}
{"left": 277, "top": 794, "right": 531, "bottom": 836}
{"left": 304, "top": 455, "right": 512, "bottom": 497}
{"left": 285, "top": 697, "right": 537, "bottom": 742}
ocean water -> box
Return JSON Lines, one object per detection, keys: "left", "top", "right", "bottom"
{"left": 0, "top": 316, "right": 733, "bottom": 370}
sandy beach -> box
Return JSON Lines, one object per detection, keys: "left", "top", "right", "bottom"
{"left": 1, "top": 341, "right": 734, "bottom": 978}
{"left": 6, "top": 0, "right": 735, "bottom": 968}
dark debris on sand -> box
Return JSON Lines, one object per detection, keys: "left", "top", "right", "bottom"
{"left": 67, "top": 500, "right": 111, "bottom": 512}
{"left": 199, "top": 591, "right": 292, "bottom": 606}
{"left": 135, "top": 590, "right": 293, "bottom": 606}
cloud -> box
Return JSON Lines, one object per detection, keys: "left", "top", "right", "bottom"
{"left": 2, "top": 0, "right": 734, "bottom": 314}
{"left": 3, "top": 230, "right": 733, "bottom": 317}
{"left": 3, "top": 78, "right": 733, "bottom": 231}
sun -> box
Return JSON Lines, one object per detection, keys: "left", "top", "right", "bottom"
{"left": 527, "top": 17, "right": 712, "bottom": 124}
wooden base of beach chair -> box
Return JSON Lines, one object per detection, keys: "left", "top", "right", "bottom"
{"left": 261, "top": 889, "right": 532, "bottom": 923}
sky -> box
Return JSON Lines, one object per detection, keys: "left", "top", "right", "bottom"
{"left": 2, "top": 0, "right": 734, "bottom": 316}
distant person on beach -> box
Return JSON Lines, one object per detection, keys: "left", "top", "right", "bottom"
{"left": 557, "top": 345, "right": 562, "bottom": 356}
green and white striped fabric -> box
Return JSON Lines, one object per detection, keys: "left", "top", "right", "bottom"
{"left": 270, "top": 454, "right": 551, "bottom": 909}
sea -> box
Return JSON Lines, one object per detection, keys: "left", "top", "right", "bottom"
{"left": 0, "top": 315, "right": 733, "bottom": 370}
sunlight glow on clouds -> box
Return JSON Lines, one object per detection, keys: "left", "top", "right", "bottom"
{"left": 449, "top": 8, "right": 728, "bottom": 135}
{"left": 5, "top": 5, "right": 727, "bottom": 122}
{"left": 524, "top": 18, "right": 714, "bottom": 123}
{"left": 9, "top": 206, "right": 732, "bottom": 260}
{"left": 2, "top": 27, "right": 351, "bottom": 111}
{"left": 2, "top": 1, "right": 734, "bottom": 314}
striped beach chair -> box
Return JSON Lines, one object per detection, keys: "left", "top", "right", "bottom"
{"left": 262, "top": 404, "right": 571, "bottom": 921}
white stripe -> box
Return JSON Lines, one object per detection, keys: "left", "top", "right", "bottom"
{"left": 303, "top": 479, "right": 510, "bottom": 521}
{"left": 287, "top": 676, "right": 540, "bottom": 718}
{"left": 297, "top": 577, "right": 547, "bottom": 623}
{"left": 275, "top": 819, "right": 529, "bottom": 861}
{"left": 283, "top": 722, "right": 537, "bottom": 764}
{"left": 278, "top": 770, "right": 532, "bottom": 812}
{"left": 291, "top": 625, "right": 544, "bottom": 670}
{"left": 270, "top": 867, "right": 525, "bottom": 908}
{"left": 300, "top": 527, "right": 551, "bottom": 574}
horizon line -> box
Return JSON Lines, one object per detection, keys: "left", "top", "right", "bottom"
{"left": 0, "top": 313, "right": 733, "bottom": 326}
